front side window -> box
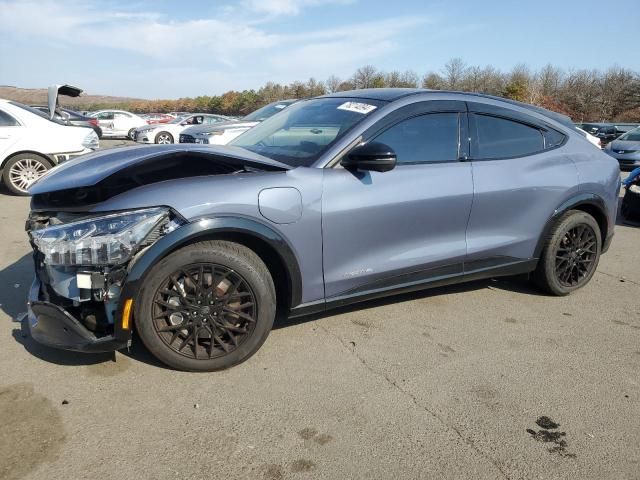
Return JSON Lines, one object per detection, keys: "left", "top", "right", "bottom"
{"left": 373, "top": 113, "right": 459, "bottom": 164}
{"left": 232, "top": 97, "right": 385, "bottom": 167}
{"left": 472, "top": 114, "right": 544, "bottom": 159}
{"left": 0, "top": 109, "right": 20, "bottom": 127}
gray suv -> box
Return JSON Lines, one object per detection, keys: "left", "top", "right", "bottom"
{"left": 25, "top": 89, "right": 620, "bottom": 371}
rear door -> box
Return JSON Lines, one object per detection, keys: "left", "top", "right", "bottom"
{"left": 95, "top": 111, "right": 115, "bottom": 135}
{"left": 322, "top": 100, "right": 474, "bottom": 300}
{"left": 464, "top": 102, "right": 574, "bottom": 270}
{"left": 0, "top": 108, "right": 23, "bottom": 160}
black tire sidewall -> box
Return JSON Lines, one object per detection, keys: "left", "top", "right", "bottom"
{"left": 135, "top": 242, "right": 276, "bottom": 371}
{"left": 538, "top": 211, "right": 601, "bottom": 295}
{"left": 2, "top": 153, "right": 52, "bottom": 196}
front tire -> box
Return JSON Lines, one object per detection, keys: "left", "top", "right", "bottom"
{"left": 533, "top": 210, "right": 601, "bottom": 296}
{"left": 155, "top": 131, "right": 174, "bottom": 144}
{"left": 2, "top": 153, "right": 52, "bottom": 196}
{"left": 135, "top": 241, "right": 276, "bottom": 371}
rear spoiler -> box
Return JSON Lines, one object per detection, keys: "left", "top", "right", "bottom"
{"left": 47, "top": 84, "right": 83, "bottom": 120}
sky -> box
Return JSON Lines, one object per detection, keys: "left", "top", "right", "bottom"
{"left": 0, "top": 0, "right": 638, "bottom": 99}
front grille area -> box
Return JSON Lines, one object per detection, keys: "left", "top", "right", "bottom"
{"left": 180, "top": 134, "right": 195, "bottom": 143}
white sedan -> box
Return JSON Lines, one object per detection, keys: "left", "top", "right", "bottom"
{"left": 90, "top": 110, "right": 148, "bottom": 139}
{"left": 0, "top": 95, "right": 98, "bottom": 195}
{"left": 134, "top": 114, "right": 231, "bottom": 144}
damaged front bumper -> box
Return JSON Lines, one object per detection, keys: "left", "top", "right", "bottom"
{"left": 26, "top": 272, "right": 132, "bottom": 353}
{"left": 27, "top": 280, "right": 130, "bottom": 352}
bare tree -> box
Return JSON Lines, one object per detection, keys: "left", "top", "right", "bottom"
{"left": 442, "top": 58, "right": 467, "bottom": 89}
{"left": 352, "top": 65, "right": 380, "bottom": 89}
{"left": 325, "top": 75, "right": 341, "bottom": 93}
{"left": 422, "top": 72, "right": 444, "bottom": 90}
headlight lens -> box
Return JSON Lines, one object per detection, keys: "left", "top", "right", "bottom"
{"left": 31, "top": 207, "right": 180, "bottom": 266}
{"left": 82, "top": 131, "right": 99, "bottom": 149}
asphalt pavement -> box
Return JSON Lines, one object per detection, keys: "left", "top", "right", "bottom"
{"left": 0, "top": 150, "right": 638, "bottom": 480}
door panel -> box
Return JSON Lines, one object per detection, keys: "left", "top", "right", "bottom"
{"left": 322, "top": 162, "right": 473, "bottom": 299}
{"left": 465, "top": 108, "right": 578, "bottom": 264}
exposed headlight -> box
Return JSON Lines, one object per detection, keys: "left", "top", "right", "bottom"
{"left": 31, "top": 207, "right": 182, "bottom": 266}
{"left": 82, "top": 131, "right": 99, "bottom": 149}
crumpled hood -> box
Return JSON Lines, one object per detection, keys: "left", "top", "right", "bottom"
{"left": 182, "top": 120, "right": 259, "bottom": 136}
{"left": 610, "top": 139, "right": 640, "bottom": 151}
{"left": 29, "top": 144, "right": 290, "bottom": 195}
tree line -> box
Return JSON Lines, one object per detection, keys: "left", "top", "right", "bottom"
{"left": 76, "top": 59, "right": 640, "bottom": 122}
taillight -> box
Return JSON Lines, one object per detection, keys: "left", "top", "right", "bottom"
{"left": 89, "top": 119, "right": 99, "bottom": 126}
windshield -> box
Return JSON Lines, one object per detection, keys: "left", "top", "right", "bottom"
{"left": 243, "top": 101, "right": 296, "bottom": 122}
{"left": 619, "top": 127, "right": 640, "bottom": 142}
{"left": 9, "top": 101, "right": 65, "bottom": 125}
{"left": 231, "top": 97, "right": 385, "bottom": 167}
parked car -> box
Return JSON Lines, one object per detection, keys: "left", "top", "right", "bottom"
{"left": 576, "top": 123, "right": 609, "bottom": 135}
{"left": 0, "top": 87, "right": 98, "bottom": 195}
{"left": 33, "top": 106, "right": 102, "bottom": 138}
{"left": 620, "top": 167, "right": 640, "bottom": 221}
{"left": 589, "top": 124, "right": 638, "bottom": 146}
{"left": 604, "top": 126, "right": 640, "bottom": 169}
{"left": 142, "top": 113, "right": 174, "bottom": 124}
{"left": 89, "top": 110, "right": 147, "bottom": 139}
{"left": 134, "top": 114, "right": 231, "bottom": 144}
{"left": 168, "top": 111, "right": 191, "bottom": 118}
{"left": 25, "top": 89, "right": 620, "bottom": 371}
{"left": 179, "top": 100, "right": 297, "bottom": 145}
{"left": 575, "top": 127, "right": 601, "bottom": 148}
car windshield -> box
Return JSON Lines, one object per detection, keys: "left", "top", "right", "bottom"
{"left": 231, "top": 97, "right": 385, "bottom": 167}
{"left": 243, "top": 101, "right": 296, "bottom": 122}
{"left": 619, "top": 127, "right": 640, "bottom": 141}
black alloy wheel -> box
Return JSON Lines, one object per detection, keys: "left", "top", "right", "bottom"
{"left": 135, "top": 241, "right": 276, "bottom": 371}
{"left": 554, "top": 224, "right": 598, "bottom": 287}
{"left": 533, "top": 210, "right": 601, "bottom": 296}
{"left": 152, "top": 263, "right": 257, "bottom": 359}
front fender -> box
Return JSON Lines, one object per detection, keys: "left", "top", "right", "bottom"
{"left": 112, "top": 216, "right": 302, "bottom": 341}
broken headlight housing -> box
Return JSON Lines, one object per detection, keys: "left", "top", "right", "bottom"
{"left": 31, "top": 207, "right": 181, "bottom": 266}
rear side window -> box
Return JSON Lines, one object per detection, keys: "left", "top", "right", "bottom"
{"left": 0, "top": 109, "right": 20, "bottom": 126}
{"left": 374, "top": 113, "right": 459, "bottom": 164}
{"left": 472, "top": 114, "right": 544, "bottom": 159}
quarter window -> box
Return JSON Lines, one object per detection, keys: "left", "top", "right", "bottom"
{"left": 0, "top": 109, "right": 20, "bottom": 126}
{"left": 472, "top": 114, "right": 544, "bottom": 159}
{"left": 373, "top": 113, "right": 460, "bottom": 164}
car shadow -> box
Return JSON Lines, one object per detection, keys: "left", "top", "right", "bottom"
{"left": 273, "top": 274, "right": 545, "bottom": 330}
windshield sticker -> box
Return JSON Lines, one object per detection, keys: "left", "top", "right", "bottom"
{"left": 274, "top": 104, "right": 287, "bottom": 109}
{"left": 337, "top": 102, "right": 377, "bottom": 114}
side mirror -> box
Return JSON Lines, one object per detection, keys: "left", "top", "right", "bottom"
{"left": 341, "top": 142, "right": 397, "bottom": 173}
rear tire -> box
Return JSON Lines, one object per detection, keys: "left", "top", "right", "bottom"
{"left": 533, "top": 210, "right": 601, "bottom": 296}
{"left": 155, "top": 132, "right": 174, "bottom": 144}
{"left": 2, "top": 153, "right": 52, "bottom": 196}
{"left": 135, "top": 241, "right": 276, "bottom": 371}
{"left": 127, "top": 128, "right": 136, "bottom": 140}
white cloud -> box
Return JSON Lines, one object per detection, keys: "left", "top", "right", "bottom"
{"left": 0, "top": 0, "right": 427, "bottom": 97}
{"left": 242, "top": 0, "right": 354, "bottom": 17}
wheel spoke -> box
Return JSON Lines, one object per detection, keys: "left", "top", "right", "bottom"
{"left": 153, "top": 262, "right": 257, "bottom": 360}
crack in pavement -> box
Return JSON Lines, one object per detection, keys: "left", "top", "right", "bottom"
{"left": 318, "top": 324, "right": 510, "bottom": 480}
{"left": 597, "top": 270, "right": 640, "bottom": 286}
